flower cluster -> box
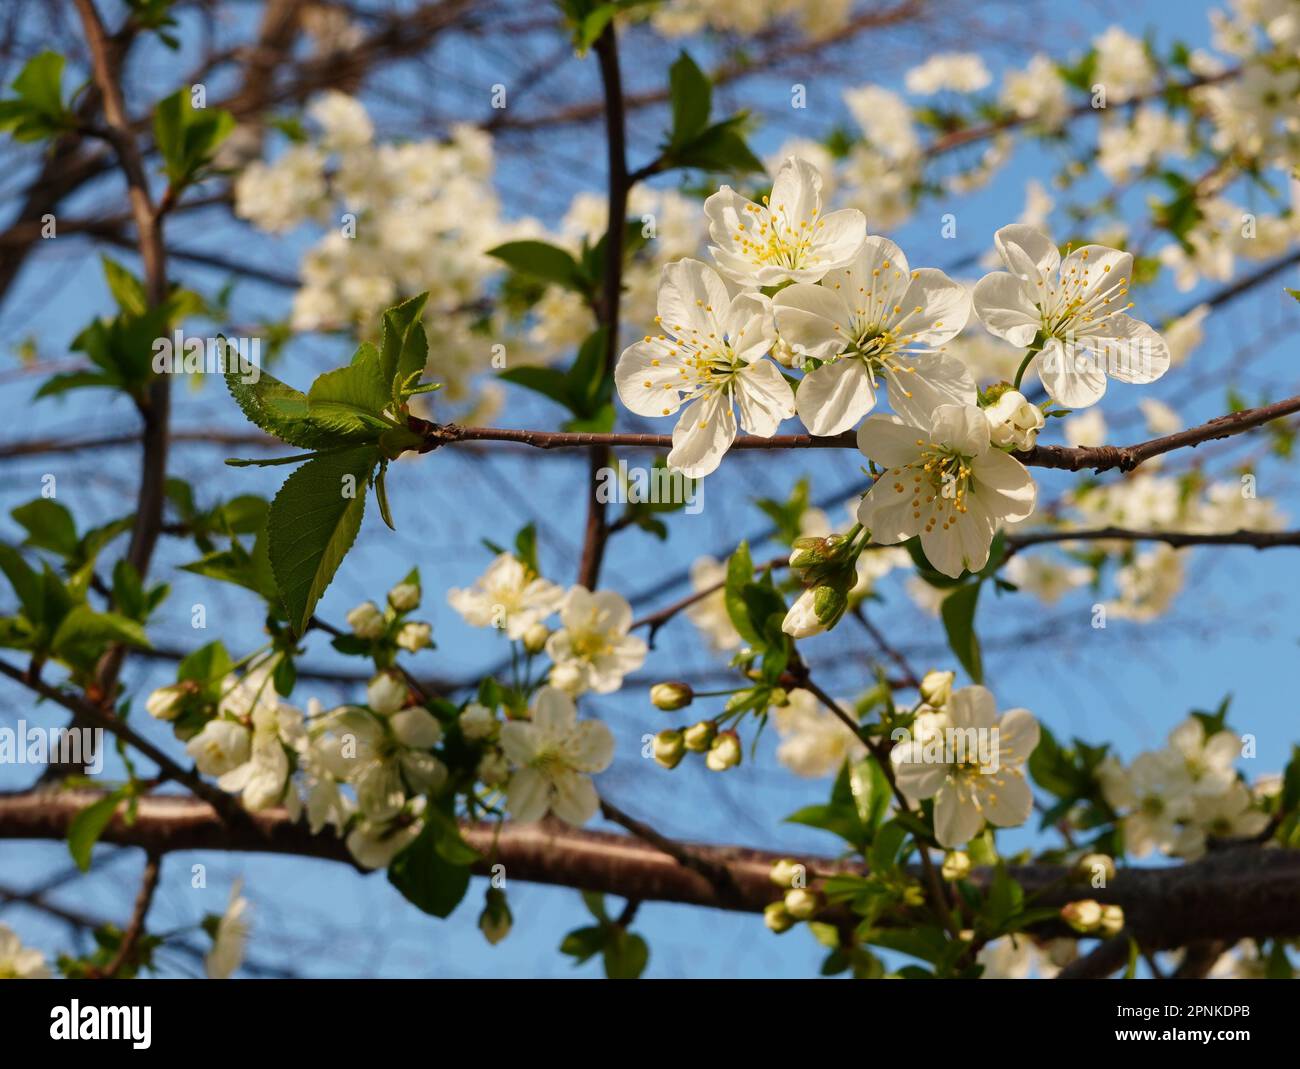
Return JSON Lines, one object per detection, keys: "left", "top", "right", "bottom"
{"left": 615, "top": 156, "right": 1178, "bottom": 578}
{"left": 1096, "top": 716, "right": 1269, "bottom": 859}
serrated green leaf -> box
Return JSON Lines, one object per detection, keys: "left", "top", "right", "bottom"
{"left": 379, "top": 293, "right": 430, "bottom": 402}
{"left": 224, "top": 363, "right": 340, "bottom": 449}
{"left": 306, "top": 342, "right": 391, "bottom": 438}
{"left": 268, "top": 446, "right": 377, "bottom": 634}
{"left": 50, "top": 606, "right": 150, "bottom": 654}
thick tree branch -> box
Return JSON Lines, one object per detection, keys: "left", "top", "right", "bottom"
{"left": 4, "top": 790, "right": 1299, "bottom": 950}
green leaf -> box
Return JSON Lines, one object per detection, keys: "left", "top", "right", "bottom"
{"left": 11, "top": 499, "right": 78, "bottom": 557}
{"left": 153, "top": 88, "right": 234, "bottom": 187}
{"left": 387, "top": 821, "right": 472, "bottom": 919}
{"left": 559, "top": 925, "right": 606, "bottom": 965}
{"left": 1287, "top": 288, "right": 1300, "bottom": 303}
{"left": 177, "top": 640, "right": 233, "bottom": 688}
{"left": 68, "top": 788, "right": 130, "bottom": 872}
{"left": 50, "top": 606, "right": 150, "bottom": 655}
{"left": 178, "top": 537, "right": 277, "bottom": 601}
{"left": 604, "top": 929, "right": 649, "bottom": 979}
{"left": 0, "top": 51, "right": 71, "bottom": 141}
{"left": 379, "top": 293, "right": 430, "bottom": 404}
{"left": 668, "top": 51, "right": 711, "bottom": 147}
{"left": 668, "top": 115, "right": 765, "bottom": 175}
{"left": 101, "top": 256, "right": 148, "bottom": 317}
{"left": 306, "top": 342, "right": 392, "bottom": 438}
{"left": 486, "top": 241, "right": 586, "bottom": 292}
{"left": 724, "top": 541, "right": 761, "bottom": 646}
{"left": 0, "top": 545, "right": 44, "bottom": 622}
{"left": 940, "top": 582, "right": 983, "bottom": 683}
{"left": 267, "top": 446, "right": 378, "bottom": 634}
{"left": 224, "top": 363, "right": 342, "bottom": 450}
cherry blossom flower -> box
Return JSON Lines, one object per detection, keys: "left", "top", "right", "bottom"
{"left": 891, "top": 685, "right": 1040, "bottom": 848}
{"left": 856, "top": 403, "right": 1037, "bottom": 578}
{"left": 447, "top": 552, "right": 563, "bottom": 640}
{"left": 500, "top": 686, "right": 614, "bottom": 824}
{"left": 973, "top": 224, "right": 1170, "bottom": 407}
{"left": 545, "top": 587, "right": 647, "bottom": 696}
{"left": 0, "top": 923, "right": 50, "bottom": 979}
{"left": 614, "top": 258, "right": 795, "bottom": 477}
{"left": 703, "top": 156, "right": 866, "bottom": 287}
{"left": 773, "top": 236, "right": 974, "bottom": 434}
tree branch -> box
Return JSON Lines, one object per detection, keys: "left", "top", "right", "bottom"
{"left": 5, "top": 790, "right": 1298, "bottom": 950}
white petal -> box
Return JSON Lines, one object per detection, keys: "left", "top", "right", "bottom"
{"left": 809, "top": 209, "right": 869, "bottom": 274}
{"left": 996, "top": 709, "right": 1040, "bottom": 766}
{"left": 895, "top": 267, "right": 971, "bottom": 346}
{"left": 1083, "top": 314, "right": 1171, "bottom": 385}
{"left": 568, "top": 720, "right": 615, "bottom": 773}
{"left": 886, "top": 351, "right": 976, "bottom": 428}
{"left": 533, "top": 685, "right": 578, "bottom": 737}
{"left": 506, "top": 767, "right": 551, "bottom": 822}
{"left": 657, "top": 258, "right": 730, "bottom": 338}
{"left": 930, "top": 403, "right": 990, "bottom": 457}
{"left": 615, "top": 341, "right": 685, "bottom": 418}
{"left": 856, "top": 413, "right": 922, "bottom": 467}
{"left": 949, "top": 684, "right": 997, "bottom": 730}
{"left": 795, "top": 357, "right": 875, "bottom": 436}
{"left": 973, "top": 271, "right": 1041, "bottom": 348}
{"left": 974, "top": 770, "right": 1034, "bottom": 828}
{"left": 735, "top": 358, "right": 795, "bottom": 436}
{"left": 1036, "top": 337, "right": 1108, "bottom": 407}
{"left": 668, "top": 391, "right": 737, "bottom": 477}
{"left": 994, "top": 223, "right": 1060, "bottom": 279}
{"left": 934, "top": 779, "right": 984, "bottom": 847}
{"left": 549, "top": 769, "right": 599, "bottom": 825}
{"left": 772, "top": 283, "right": 854, "bottom": 361}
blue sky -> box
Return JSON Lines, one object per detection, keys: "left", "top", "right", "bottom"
{"left": 1, "top": 0, "right": 1297, "bottom": 977}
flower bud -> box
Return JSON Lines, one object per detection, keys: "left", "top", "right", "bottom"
{"left": 769, "top": 858, "right": 805, "bottom": 888}
{"left": 705, "top": 730, "right": 742, "bottom": 771}
{"left": 1061, "top": 899, "right": 1104, "bottom": 933}
{"left": 146, "top": 682, "right": 194, "bottom": 721}
{"left": 459, "top": 702, "right": 496, "bottom": 741}
{"left": 346, "top": 601, "right": 387, "bottom": 640}
{"left": 387, "top": 582, "right": 421, "bottom": 613}
{"left": 782, "top": 582, "right": 849, "bottom": 639}
{"left": 653, "top": 729, "right": 686, "bottom": 769}
{"left": 1076, "top": 853, "right": 1116, "bottom": 886}
{"left": 763, "top": 901, "right": 795, "bottom": 934}
{"left": 478, "top": 887, "right": 512, "bottom": 946}
{"left": 1098, "top": 904, "right": 1124, "bottom": 937}
{"left": 366, "top": 670, "right": 408, "bottom": 715}
{"left": 941, "top": 850, "right": 972, "bottom": 881}
{"left": 919, "top": 670, "right": 955, "bottom": 708}
{"left": 521, "top": 623, "right": 550, "bottom": 655}
{"left": 983, "top": 388, "right": 1045, "bottom": 451}
{"left": 783, "top": 888, "right": 820, "bottom": 921}
{"left": 682, "top": 720, "right": 716, "bottom": 752}
{"left": 650, "top": 681, "right": 693, "bottom": 711}
{"left": 396, "top": 621, "right": 433, "bottom": 652}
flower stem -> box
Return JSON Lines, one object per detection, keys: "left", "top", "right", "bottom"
{"left": 1012, "top": 341, "right": 1043, "bottom": 392}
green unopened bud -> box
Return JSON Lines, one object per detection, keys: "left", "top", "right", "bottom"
{"left": 1098, "top": 904, "right": 1124, "bottom": 937}
{"left": 653, "top": 729, "right": 686, "bottom": 769}
{"left": 650, "top": 681, "right": 693, "bottom": 711}
{"left": 146, "top": 681, "right": 197, "bottom": 721}
{"left": 941, "top": 851, "right": 972, "bottom": 881}
{"left": 387, "top": 582, "right": 421, "bottom": 613}
{"left": 346, "top": 600, "right": 386, "bottom": 640}
{"left": 682, "top": 720, "right": 716, "bottom": 752}
{"left": 769, "top": 687, "right": 789, "bottom": 707}
{"left": 478, "top": 887, "right": 512, "bottom": 945}
{"left": 783, "top": 888, "right": 820, "bottom": 920}
{"left": 919, "top": 670, "right": 955, "bottom": 707}
{"left": 1061, "top": 899, "right": 1104, "bottom": 933}
{"left": 769, "top": 858, "right": 805, "bottom": 889}
{"left": 764, "top": 901, "right": 795, "bottom": 934}
{"left": 705, "top": 730, "right": 742, "bottom": 771}
{"left": 522, "top": 623, "right": 550, "bottom": 655}
{"left": 1076, "top": 853, "right": 1116, "bottom": 886}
